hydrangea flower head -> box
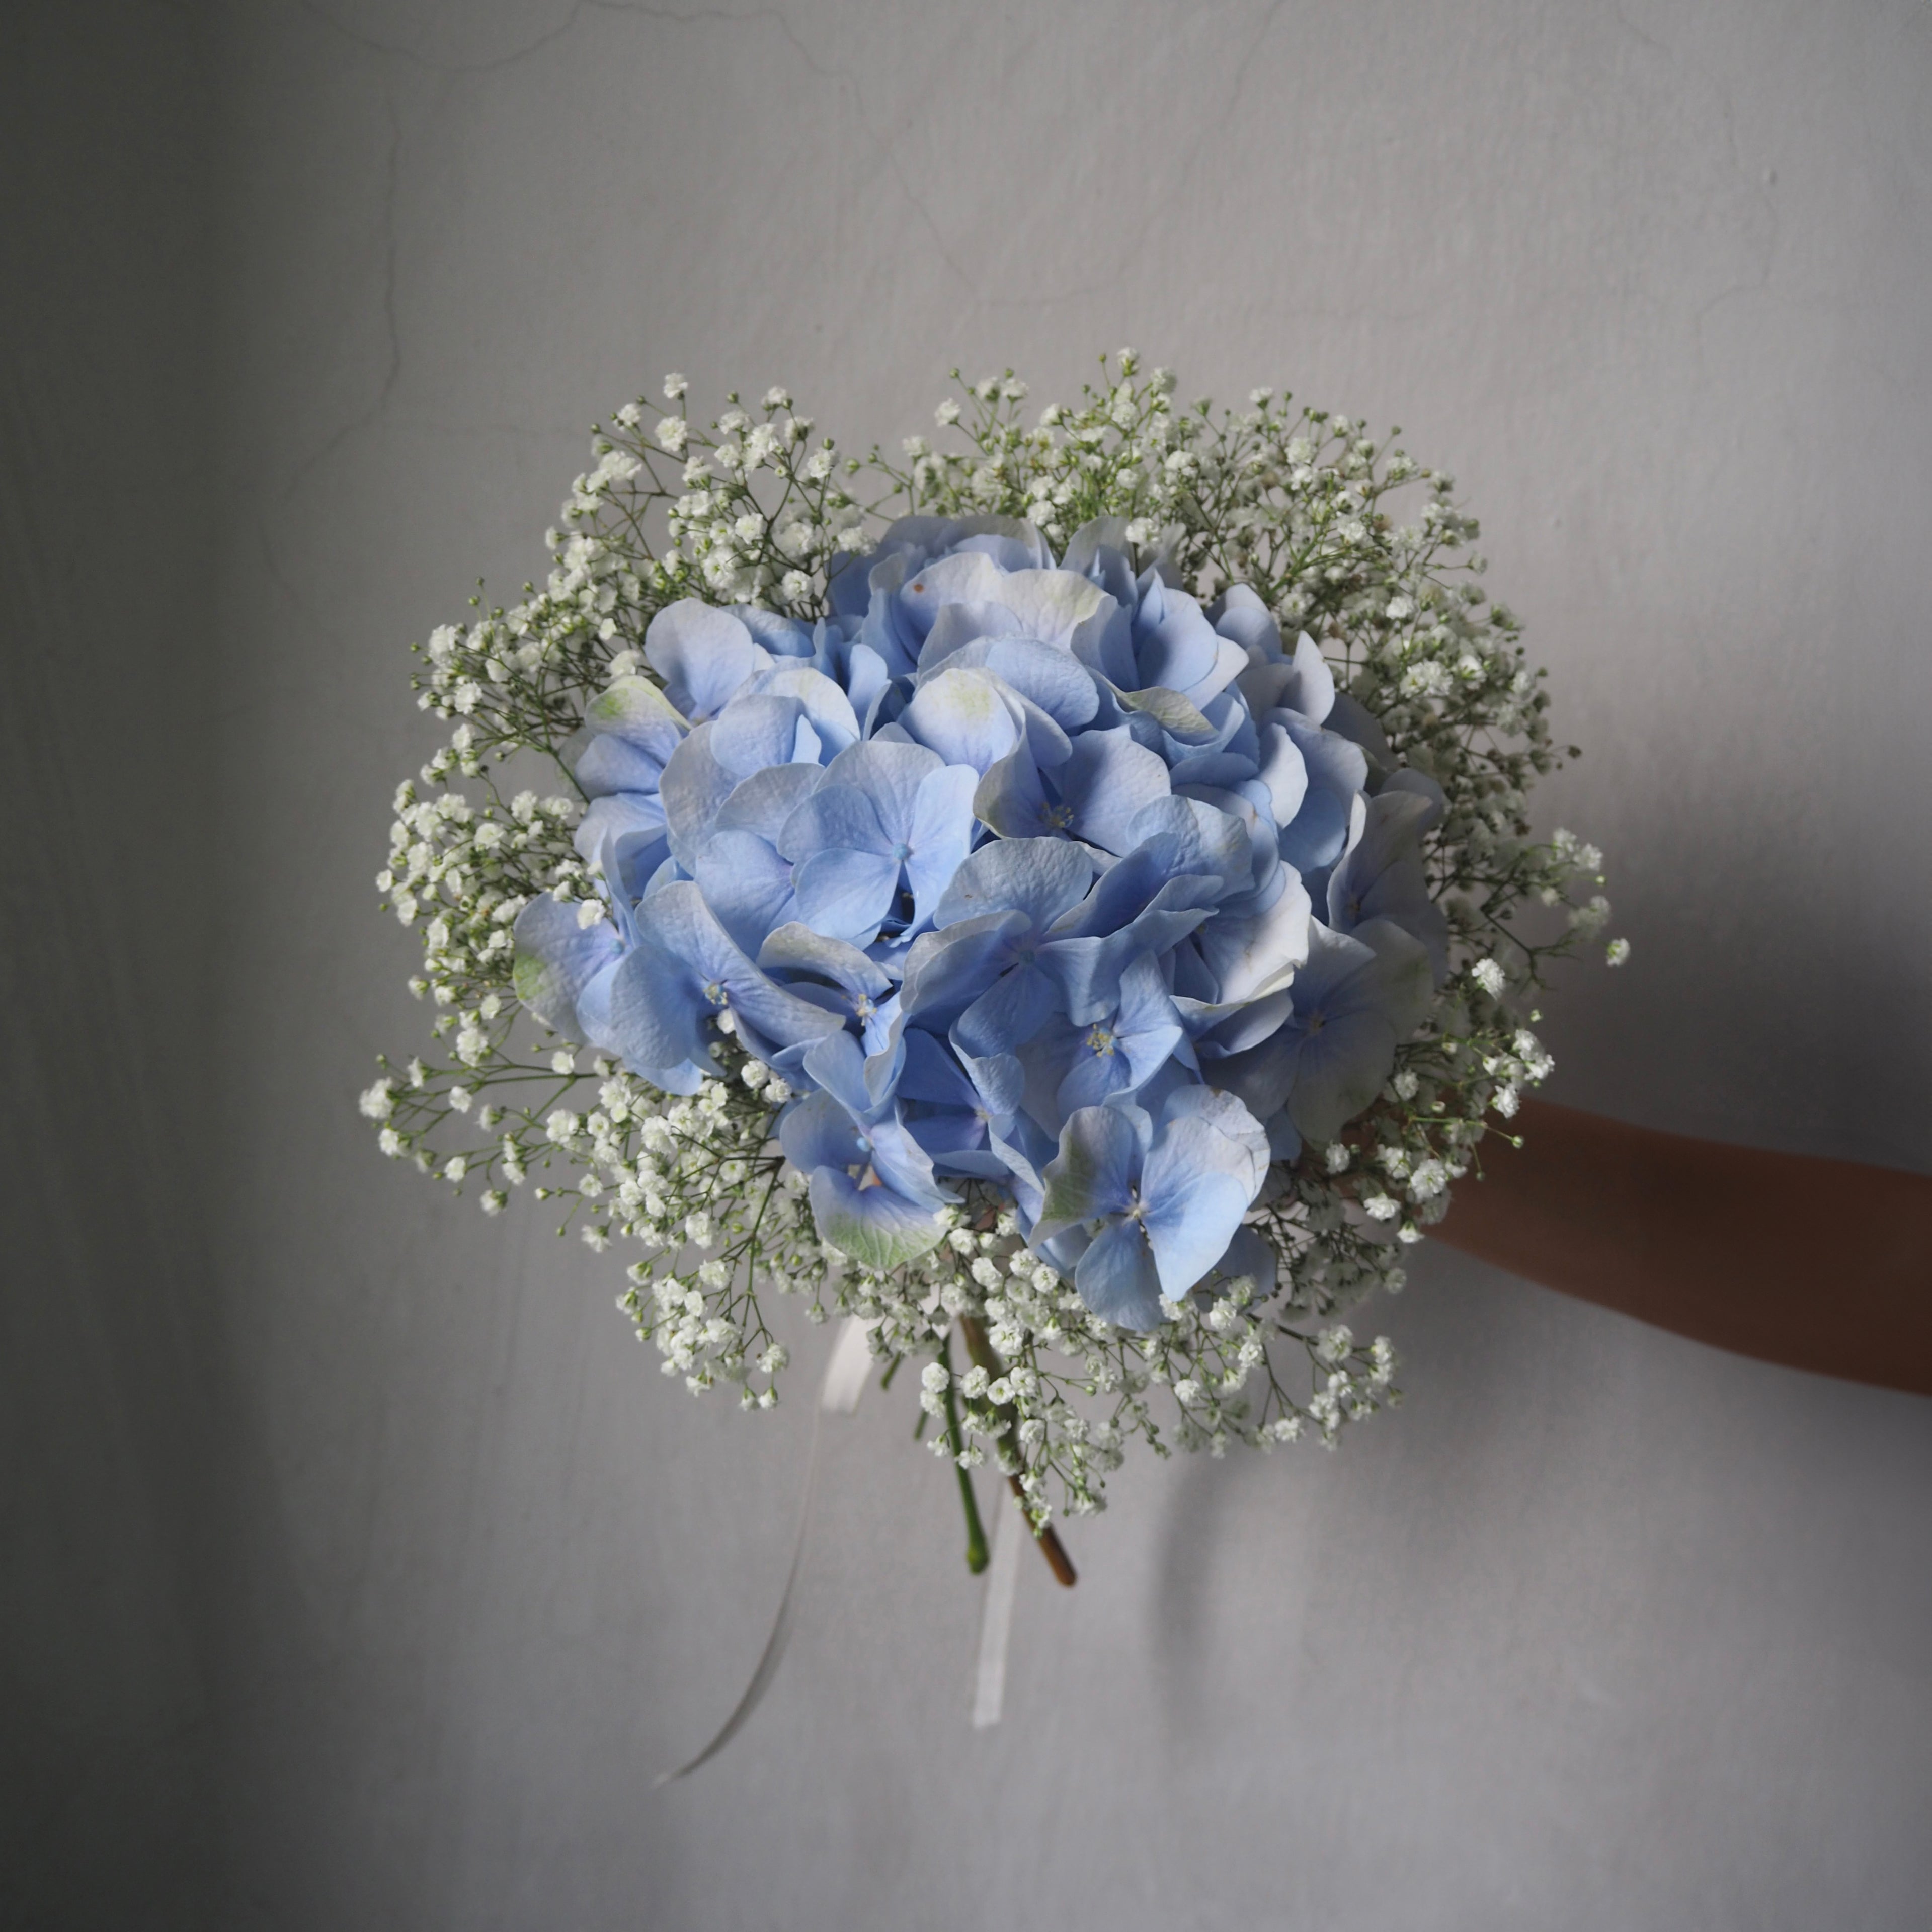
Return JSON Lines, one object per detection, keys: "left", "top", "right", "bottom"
{"left": 514, "top": 516, "right": 1449, "bottom": 1322}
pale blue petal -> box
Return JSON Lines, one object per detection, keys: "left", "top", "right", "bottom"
{"left": 973, "top": 743, "right": 1060, "bottom": 841}
{"left": 1061, "top": 727, "right": 1171, "bottom": 855}
{"left": 897, "top": 1027, "right": 978, "bottom": 1107}
{"left": 1057, "top": 517, "right": 1133, "bottom": 579}
{"left": 845, "top": 642, "right": 893, "bottom": 731}
{"left": 574, "top": 733, "right": 668, "bottom": 799}
{"left": 953, "top": 960, "right": 1060, "bottom": 1060}
{"left": 1122, "top": 796, "right": 1253, "bottom": 898}
{"left": 709, "top": 693, "right": 806, "bottom": 777}
{"left": 897, "top": 913, "right": 1026, "bottom": 1029}
{"left": 1323, "top": 691, "right": 1393, "bottom": 766}
{"left": 1344, "top": 917, "right": 1435, "bottom": 1039}
{"left": 1156, "top": 1087, "right": 1271, "bottom": 1197}
{"left": 1278, "top": 785, "right": 1355, "bottom": 875}
{"left": 808, "top": 1168, "right": 948, "bottom": 1270}
{"left": 821, "top": 739, "right": 943, "bottom": 839}
{"left": 1035, "top": 1103, "right": 1145, "bottom": 1238}
{"left": 638, "top": 879, "right": 740, "bottom": 987}
{"left": 1211, "top": 1026, "right": 1306, "bottom": 1128}
{"left": 904, "top": 764, "right": 979, "bottom": 923}
{"left": 644, "top": 599, "right": 767, "bottom": 721}
{"left": 604, "top": 943, "right": 710, "bottom": 1072}
{"left": 1379, "top": 766, "right": 1447, "bottom": 829}
{"left": 973, "top": 638, "right": 1100, "bottom": 729}
{"left": 916, "top": 598, "right": 1027, "bottom": 674}
{"left": 1141, "top": 1128, "right": 1255, "bottom": 1296}
{"left": 932, "top": 836, "right": 1095, "bottom": 934}
{"left": 901, "top": 667, "right": 1022, "bottom": 774}
{"left": 510, "top": 897, "right": 624, "bottom": 1035}
{"left": 1212, "top": 583, "right": 1283, "bottom": 662}
{"left": 581, "top": 672, "right": 689, "bottom": 755}
{"left": 1285, "top": 632, "right": 1337, "bottom": 724}
{"left": 955, "top": 1041, "right": 1026, "bottom": 1120}
{"left": 801, "top": 1030, "right": 873, "bottom": 1114}
{"left": 896, "top": 550, "right": 1010, "bottom": 638}
{"left": 658, "top": 723, "right": 738, "bottom": 867}
{"left": 862, "top": 1113, "right": 954, "bottom": 1210}
{"left": 1193, "top": 867, "right": 1312, "bottom": 1004}
{"left": 980, "top": 567, "right": 1112, "bottom": 650}
{"left": 1181, "top": 636, "right": 1250, "bottom": 711}
{"left": 1056, "top": 1041, "right": 1134, "bottom": 1117}
{"left": 714, "top": 762, "right": 822, "bottom": 845}
{"left": 756, "top": 923, "right": 893, "bottom": 1002}
{"left": 738, "top": 607, "right": 814, "bottom": 658}
{"left": 1073, "top": 1219, "right": 1166, "bottom": 1330}
{"left": 694, "top": 831, "right": 797, "bottom": 957}
{"left": 1254, "top": 721, "right": 1310, "bottom": 828}
{"left": 1285, "top": 1009, "right": 1398, "bottom": 1143}
{"left": 777, "top": 782, "right": 889, "bottom": 863}
{"left": 575, "top": 792, "right": 670, "bottom": 902}
{"left": 780, "top": 1088, "right": 864, "bottom": 1172}
{"left": 792, "top": 846, "right": 900, "bottom": 945}
{"left": 1279, "top": 711, "right": 1371, "bottom": 801}
{"left": 1132, "top": 584, "right": 1220, "bottom": 693}
{"left": 744, "top": 663, "right": 861, "bottom": 758}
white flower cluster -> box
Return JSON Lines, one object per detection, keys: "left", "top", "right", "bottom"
{"left": 364, "top": 357, "right": 1623, "bottom": 1532}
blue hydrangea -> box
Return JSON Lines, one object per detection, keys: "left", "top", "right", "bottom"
{"left": 515, "top": 517, "right": 1447, "bottom": 1325}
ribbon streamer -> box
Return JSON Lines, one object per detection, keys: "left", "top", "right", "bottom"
{"left": 971, "top": 1489, "right": 1024, "bottom": 1728}
{"left": 654, "top": 1317, "right": 873, "bottom": 1786}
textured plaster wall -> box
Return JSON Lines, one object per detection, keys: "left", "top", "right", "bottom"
{"left": 9, "top": 1, "right": 1932, "bottom": 1926}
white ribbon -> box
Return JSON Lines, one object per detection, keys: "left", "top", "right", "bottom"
{"left": 972, "top": 1488, "right": 1024, "bottom": 1728}
{"left": 657, "top": 1316, "right": 1033, "bottom": 1776}
{"left": 654, "top": 1317, "right": 873, "bottom": 1786}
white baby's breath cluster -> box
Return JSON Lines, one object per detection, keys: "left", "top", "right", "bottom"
{"left": 365, "top": 354, "right": 1623, "bottom": 1528}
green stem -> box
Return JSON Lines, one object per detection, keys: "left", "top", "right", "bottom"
{"left": 939, "top": 1332, "right": 989, "bottom": 1574}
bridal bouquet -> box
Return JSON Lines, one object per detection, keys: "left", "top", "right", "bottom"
{"left": 362, "top": 353, "right": 1621, "bottom": 1569}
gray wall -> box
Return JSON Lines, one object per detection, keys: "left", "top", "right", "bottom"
{"left": 1, "top": 8, "right": 223, "bottom": 1928}
{"left": 8, "top": 1, "right": 1931, "bottom": 1925}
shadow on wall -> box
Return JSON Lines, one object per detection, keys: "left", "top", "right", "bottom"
{"left": 0, "top": 9, "right": 244, "bottom": 1928}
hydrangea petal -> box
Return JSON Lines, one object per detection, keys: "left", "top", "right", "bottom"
{"left": 757, "top": 923, "right": 894, "bottom": 1003}
{"left": 645, "top": 599, "right": 769, "bottom": 721}
{"left": 1193, "top": 866, "right": 1312, "bottom": 1004}
{"left": 714, "top": 762, "right": 822, "bottom": 845}
{"left": 901, "top": 667, "right": 1022, "bottom": 774}
{"left": 604, "top": 942, "right": 710, "bottom": 1072}
{"left": 574, "top": 733, "right": 669, "bottom": 800}
{"left": 1140, "top": 1123, "right": 1257, "bottom": 1298}
{"left": 932, "top": 836, "right": 1095, "bottom": 934}
{"left": 744, "top": 663, "right": 861, "bottom": 757}
{"left": 808, "top": 1167, "right": 948, "bottom": 1270}
{"left": 511, "top": 897, "right": 624, "bottom": 1036}
{"left": 822, "top": 739, "right": 943, "bottom": 838}
{"left": 972, "top": 742, "right": 1059, "bottom": 842}
{"left": 1072, "top": 1218, "right": 1166, "bottom": 1330}
{"left": 904, "top": 764, "right": 979, "bottom": 922}
{"left": 898, "top": 912, "right": 1028, "bottom": 1030}
{"left": 1034, "top": 1103, "right": 1146, "bottom": 1238}
{"left": 694, "top": 830, "right": 796, "bottom": 956}
{"left": 658, "top": 723, "right": 738, "bottom": 867}
{"left": 779, "top": 1088, "right": 865, "bottom": 1173}
{"left": 792, "top": 845, "right": 900, "bottom": 944}
{"left": 953, "top": 959, "right": 1060, "bottom": 1060}
{"left": 974, "top": 639, "right": 1100, "bottom": 729}
{"left": 1061, "top": 727, "right": 1171, "bottom": 855}
{"left": 708, "top": 693, "right": 810, "bottom": 778}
